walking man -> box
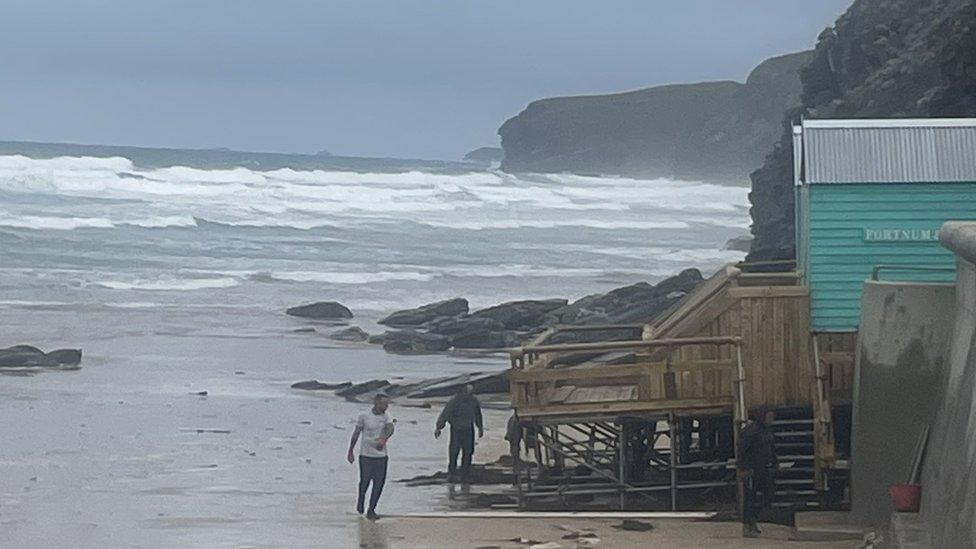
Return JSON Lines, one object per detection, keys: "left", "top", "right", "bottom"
{"left": 434, "top": 384, "right": 483, "bottom": 483}
{"left": 347, "top": 393, "right": 395, "bottom": 520}
{"left": 737, "top": 407, "right": 778, "bottom": 538}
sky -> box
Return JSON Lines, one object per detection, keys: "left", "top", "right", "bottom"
{"left": 0, "top": 1, "right": 853, "bottom": 160}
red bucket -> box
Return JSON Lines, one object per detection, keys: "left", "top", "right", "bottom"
{"left": 889, "top": 484, "right": 922, "bottom": 512}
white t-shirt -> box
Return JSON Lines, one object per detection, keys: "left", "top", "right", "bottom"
{"left": 357, "top": 411, "right": 392, "bottom": 458}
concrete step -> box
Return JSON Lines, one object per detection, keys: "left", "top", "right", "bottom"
{"left": 889, "top": 512, "right": 932, "bottom": 549}
{"left": 792, "top": 511, "right": 873, "bottom": 543}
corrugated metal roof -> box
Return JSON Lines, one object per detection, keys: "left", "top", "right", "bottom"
{"left": 801, "top": 118, "right": 976, "bottom": 184}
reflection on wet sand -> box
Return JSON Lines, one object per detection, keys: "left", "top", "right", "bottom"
{"left": 358, "top": 517, "right": 390, "bottom": 549}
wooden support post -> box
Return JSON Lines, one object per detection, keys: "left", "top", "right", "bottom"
{"left": 664, "top": 346, "right": 677, "bottom": 399}
{"left": 733, "top": 342, "right": 746, "bottom": 522}
{"left": 669, "top": 412, "right": 678, "bottom": 511}
{"left": 515, "top": 446, "right": 524, "bottom": 507}
{"left": 811, "top": 334, "right": 835, "bottom": 492}
{"left": 618, "top": 422, "right": 626, "bottom": 511}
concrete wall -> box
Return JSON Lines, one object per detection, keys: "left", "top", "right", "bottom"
{"left": 850, "top": 280, "right": 955, "bottom": 525}
{"left": 920, "top": 222, "right": 976, "bottom": 548}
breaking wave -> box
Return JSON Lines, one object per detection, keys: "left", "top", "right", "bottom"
{"left": 0, "top": 155, "right": 749, "bottom": 233}
{"left": 95, "top": 277, "right": 241, "bottom": 291}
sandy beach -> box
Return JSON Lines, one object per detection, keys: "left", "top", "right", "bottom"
{"left": 354, "top": 516, "right": 859, "bottom": 548}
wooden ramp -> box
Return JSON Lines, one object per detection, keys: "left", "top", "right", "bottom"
{"left": 648, "top": 265, "right": 818, "bottom": 410}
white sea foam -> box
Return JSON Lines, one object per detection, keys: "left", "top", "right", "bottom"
{"left": 0, "top": 214, "right": 198, "bottom": 230}
{"left": 0, "top": 154, "right": 753, "bottom": 303}
{"left": 0, "top": 215, "right": 115, "bottom": 230}
{"left": 420, "top": 219, "right": 692, "bottom": 230}
{"left": 258, "top": 270, "right": 434, "bottom": 284}
{"left": 0, "top": 155, "right": 750, "bottom": 232}
{"left": 121, "top": 215, "right": 198, "bottom": 228}
{"left": 95, "top": 277, "right": 241, "bottom": 291}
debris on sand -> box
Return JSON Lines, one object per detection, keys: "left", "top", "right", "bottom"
{"left": 615, "top": 519, "right": 654, "bottom": 532}
{"left": 290, "top": 380, "right": 352, "bottom": 391}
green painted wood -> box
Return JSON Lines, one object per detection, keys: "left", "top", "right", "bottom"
{"left": 799, "top": 182, "right": 976, "bottom": 331}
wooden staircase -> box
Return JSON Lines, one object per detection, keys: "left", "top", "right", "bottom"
{"left": 771, "top": 410, "right": 820, "bottom": 508}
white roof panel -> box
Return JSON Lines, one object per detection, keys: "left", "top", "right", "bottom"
{"left": 801, "top": 118, "right": 976, "bottom": 184}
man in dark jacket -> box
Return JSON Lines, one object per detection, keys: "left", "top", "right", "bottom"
{"left": 435, "top": 384, "right": 483, "bottom": 483}
{"left": 737, "top": 407, "right": 777, "bottom": 538}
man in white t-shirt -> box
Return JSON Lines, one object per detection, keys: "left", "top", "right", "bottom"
{"left": 346, "top": 393, "right": 395, "bottom": 520}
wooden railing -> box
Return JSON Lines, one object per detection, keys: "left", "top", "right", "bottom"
{"left": 510, "top": 336, "right": 745, "bottom": 419}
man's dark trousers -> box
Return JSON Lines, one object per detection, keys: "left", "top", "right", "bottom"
{"left": 743, "top": 467, "right": 775, "bottom": 525}
{"left": 357, "top": 456, "right": 388, "bottom": 513}
{"left": 448, "top": 428, "right": 475, "bottom": 481}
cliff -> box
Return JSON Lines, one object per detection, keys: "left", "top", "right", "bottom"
{"left": 497, "top": 51, "right": 812, "bottom": 181}
{"left": 463, "top": 146, "right": 504, "bottom": 163}
{"left": 748, "top": 0, "right": 976, "bottom": 260}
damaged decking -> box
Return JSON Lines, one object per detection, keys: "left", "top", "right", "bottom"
{"left": 510, "top": 336, "right": 744, "bottom": 420}
{"left": 505, "top": 263, "right": 852, "bottom": 511}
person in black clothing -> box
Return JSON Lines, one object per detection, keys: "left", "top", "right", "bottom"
{"left": 737, "top": 407, "right": 777, "bottom": 538}
{"left": 435, "top": 384, "right": 483, "bottom": 483}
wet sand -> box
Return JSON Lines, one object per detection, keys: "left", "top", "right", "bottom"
{"left": 0, "top": 303, "right": 514, "bottom": 548}
{"left": 356, "top": 516, "right": 859, "bottom": 548}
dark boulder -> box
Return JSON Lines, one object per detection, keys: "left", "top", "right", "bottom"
{"left": 378, "top": 330, "right": 451, "bottom": 354}
{"left": 291, "top": 380, "right": 353, "bottom": 391}
{"left": 285, "top": 301, "right": 353, "bottom": 320}
{"left": 468, "top": 299, "right": 568, "bottom": 330}
{"left": 328, "top": 327, "right": 369, "bottom": 342}
{"left": 425, "top": 316, "right": 505, "bottom": 336}
{"left": 449, "top": 329, "right": 522, "bottom": 350}
{"left": 0, "top": 346, "right": 82, "bottom": 368}
{"left": 46, "top": 349, "right": 82, "bottom": 365}
{"left": 549, "top": 269, "right": 703, "bottom": 325}
{"left": 379, "top": 298, "right": 469, "bottom": 327}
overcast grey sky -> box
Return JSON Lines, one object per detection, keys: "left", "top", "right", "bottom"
{"left": 0, "top": 1, "right": 852, "bottom": 160}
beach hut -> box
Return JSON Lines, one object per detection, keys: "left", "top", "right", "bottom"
{"left": 794, "top": 118, "right": 976, "bottom": 332}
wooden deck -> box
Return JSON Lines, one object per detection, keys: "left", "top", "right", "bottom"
{"left": 509, "top": 264, "right": 846, "bottom": 418}
{"left": 506, "top": 261, "right": 854, "bottom": 509}
{"left": 510, "top": 336, "right": 744, "bottom": 420}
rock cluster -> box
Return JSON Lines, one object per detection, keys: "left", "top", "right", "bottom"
{"left": 370, "top": 269, "right": 702, "bottom": 354}
{"left": 286, "top": 269, "right": 703, "bottom": 355}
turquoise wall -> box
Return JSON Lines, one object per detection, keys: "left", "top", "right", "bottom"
{"left": 799, "top": 183, "right": 976, "bottom": 332}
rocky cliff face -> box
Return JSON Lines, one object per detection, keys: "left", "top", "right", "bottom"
{"left": 748, "top": 0, "right": 976, "bottom": 261}
{"left": 498, "top": 51, "right": 811, "bottom": 181}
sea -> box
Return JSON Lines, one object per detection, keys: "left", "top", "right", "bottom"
{"left": 0, "top": 148, "right": 749, "bottom": 547}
